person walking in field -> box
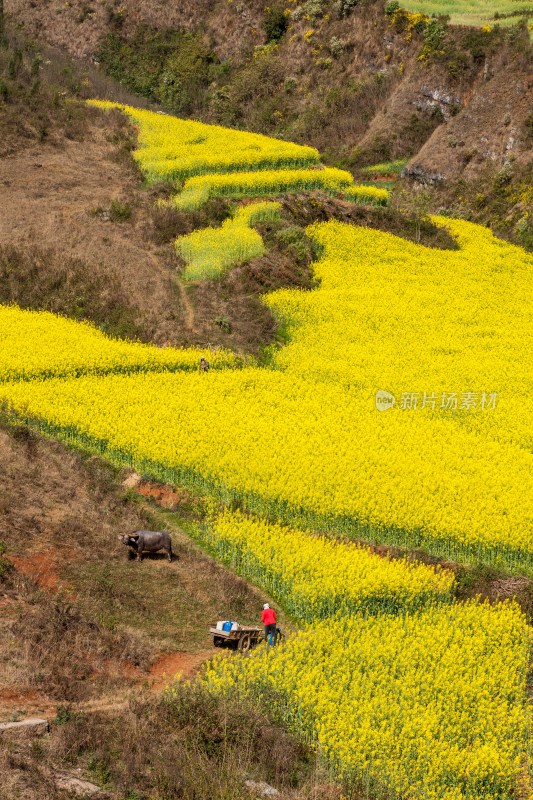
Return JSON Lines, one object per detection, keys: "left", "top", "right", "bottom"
{"left": 199, "top": 356, "right": 210, "bottom": 372}
{"left": 262, "top": 603, "right": 277, "bottom": 646}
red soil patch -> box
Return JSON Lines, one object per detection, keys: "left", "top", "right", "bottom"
{"left": 0, "top": 687, "right": 56, "bottom": 721}
{"left": 0, "top": 688, "right": 46, "bottom": 705}
{"left": 148, "top": 650, "right": 215, "bottom": 689}
{"left": 136, "top": 481, "right": 193, "bottom": 511}
{"left": 89, "top": 658, "right": 144, "bottom": 683}
{"left": 9, "top": 549, "right": 80, "bottom": 597}
{"left": 9, "top": 552, "right": 64, "bottom": 593}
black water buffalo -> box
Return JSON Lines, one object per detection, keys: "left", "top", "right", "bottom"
{"left": 121, "top": 530, "right": 174, "bottom": 562}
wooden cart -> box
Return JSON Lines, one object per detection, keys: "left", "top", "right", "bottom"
{"left": 209, "top": 624, "right": 263, "bottom": 653}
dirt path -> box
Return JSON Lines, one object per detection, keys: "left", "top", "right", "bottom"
{"left": 173, "top": 275, "right": 197, "bottom": 333}
{"left": 148, "top": 649, "right": 215, "bottom": 688}
{"left": 71, "top": 649, "right": 216, "bottom": 716}
{"left": 0, "top": 649, "right": 216, "bottom": 721}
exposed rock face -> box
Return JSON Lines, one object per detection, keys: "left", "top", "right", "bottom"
{"left": 406, "top": 50, "right": 533, "bottom": 182}
{"left": 414, "top": 87, "right": 461, "bottom": 120}
{"left": 54, "top": 772, "right": 110, "bottom": 798}
{"left": 401, "top": 163, "right": 445, "bottom": 185}
{"left": 245, "top": 779, "right": 280, "bottom": 797}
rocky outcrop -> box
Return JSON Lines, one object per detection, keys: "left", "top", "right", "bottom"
{"left": 415, "top": 87, "right": 461, "bottom": 120}
{"left": 406, "top": 47, "right": 533, "bottom": 182}
{"left": 401, "top": 163, "right": 444, "bottom": 185}
{"left": 54, "top": 772, "right": 110, "bottom": 798}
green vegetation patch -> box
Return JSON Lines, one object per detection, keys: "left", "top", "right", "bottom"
{"left": 60, "top": 526, "right": 261, "bottom": 652}
{"left": 361, "top": 159, "right": 408, "bottom": 175}
{"left": 393, "top": 0, "right": 533, "bottom": 28}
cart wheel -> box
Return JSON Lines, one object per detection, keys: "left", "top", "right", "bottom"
{"left": 213, "top": 636, "right": 224, "bottom": 648}
{"left": 238, "top": 633, "right": 252, "bottom": 653}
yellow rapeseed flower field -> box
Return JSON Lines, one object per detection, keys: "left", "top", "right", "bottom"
{"left": 87, "top": 100, "right": 320, "bottom": 181}
{"left": 176, "top": 202, "right": 281, "bottom": 280}
{"left": 2, "top": 103, "right": 532, "bottom": 800}
{"left": 200, "top": 509, "right": 455, "bottom": 620}
{"left": 266, "top": 217, "right": 533, "bottom": 452}
{"left": 204, "top": 601, "right": 531, "bottom": 800}
{"left": 89, "top": 101, "right": 389, "bottom": 212}
{"left": 1, "top": 218, "right": 531, "bottom": 570}
{"left": 0, "top": 305, "right": 235, "bottom": 382}
{"left": 171, "top": 167, "right": 377, "bottom": 210}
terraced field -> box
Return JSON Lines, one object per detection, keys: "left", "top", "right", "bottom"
{"left": 2, "top": 103, "right": 531, "bottom": 800}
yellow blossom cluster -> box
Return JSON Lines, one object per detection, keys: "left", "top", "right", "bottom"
{"left": 171, "top": 167, "right": 377, "bottom": 210}
{"left": 393, "top": 0, "right": 530, "bottom": 31}
{"left": 343, "top": 183, "right": 389, "bottom": 204}
{"left": 0, "top": 305, "right": 234, "bottom": 382}
{"left": 200, "top": 509, "right": 455, "bottom": 621}
{"left": 176, "top": 202, "right": 281, "bottom": 280}
{"left": 87, "top": 100, "right": 320, "bottom": 181}
{"left": 204, "top": 601, "right": 531, "bottom": 800}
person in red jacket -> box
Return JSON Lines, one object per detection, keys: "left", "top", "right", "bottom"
{"left": 261, "top": 603, "right": 277, "bottom": 646}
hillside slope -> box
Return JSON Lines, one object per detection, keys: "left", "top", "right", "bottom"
{"left": 6, "top": 0, "right": 532, "bottom": 247}
{"left": 6, "top": 0, "right": 532, "bottom": 173}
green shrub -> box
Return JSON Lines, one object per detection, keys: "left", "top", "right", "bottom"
{"left": 329, "top": 36, "right": 347, "bottom": 57}
{"left": 264, "top": 7, "right": 288, "bottom": 43}
{"left": 7, "top": 48, "right": 22, "bottom": 79}
{"left": 385, "top": 0, "right": 401, "bottom": 15}
{"left": 0, "top": 78, "right": 9, "bottom": 101}
{"left": 524, "top": 113, "right": 533, "bottom": 143}
{"left": 284, "top": 75, "right": 297, "bottom": 92}
{"left": 215, "top": 316, "right": 232, "bottom": 333}
{"left": 275, "top": 226, "right": 315, "bottom": 264}
{"left": 98, "top": 30, "right": 222, "bottom": 115}
{"left": 156, "top": 33, "right": 219, "bottom": 113}
{"left": 305, "top": 0, "right": 327, "bottom": 16}
{"left": 334, "top": 0, "right": 359, "bottom": 17}
{"left": 109, "top": 200, "right": 132, "bottom": 222}
{"left": 54, "top": 705, "right": 73, "bottom": 726}
{"left": 0, "top": 541, "right": 8, "bottom": 580}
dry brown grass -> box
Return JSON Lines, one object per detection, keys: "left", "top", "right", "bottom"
{"left": 0, "top": 418, "right": 265, "bottom": 676}
{"left": 40, "top": 685, "right": 316, "bottom": 800}
{"left": 0, "top": 244, "right": 146, "bottom": 341}
{"left": 5, "top": 580, "right": 151, "bottom": 702}
{"left": 0, "top": 685, "right": 330, "bottom": 799}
